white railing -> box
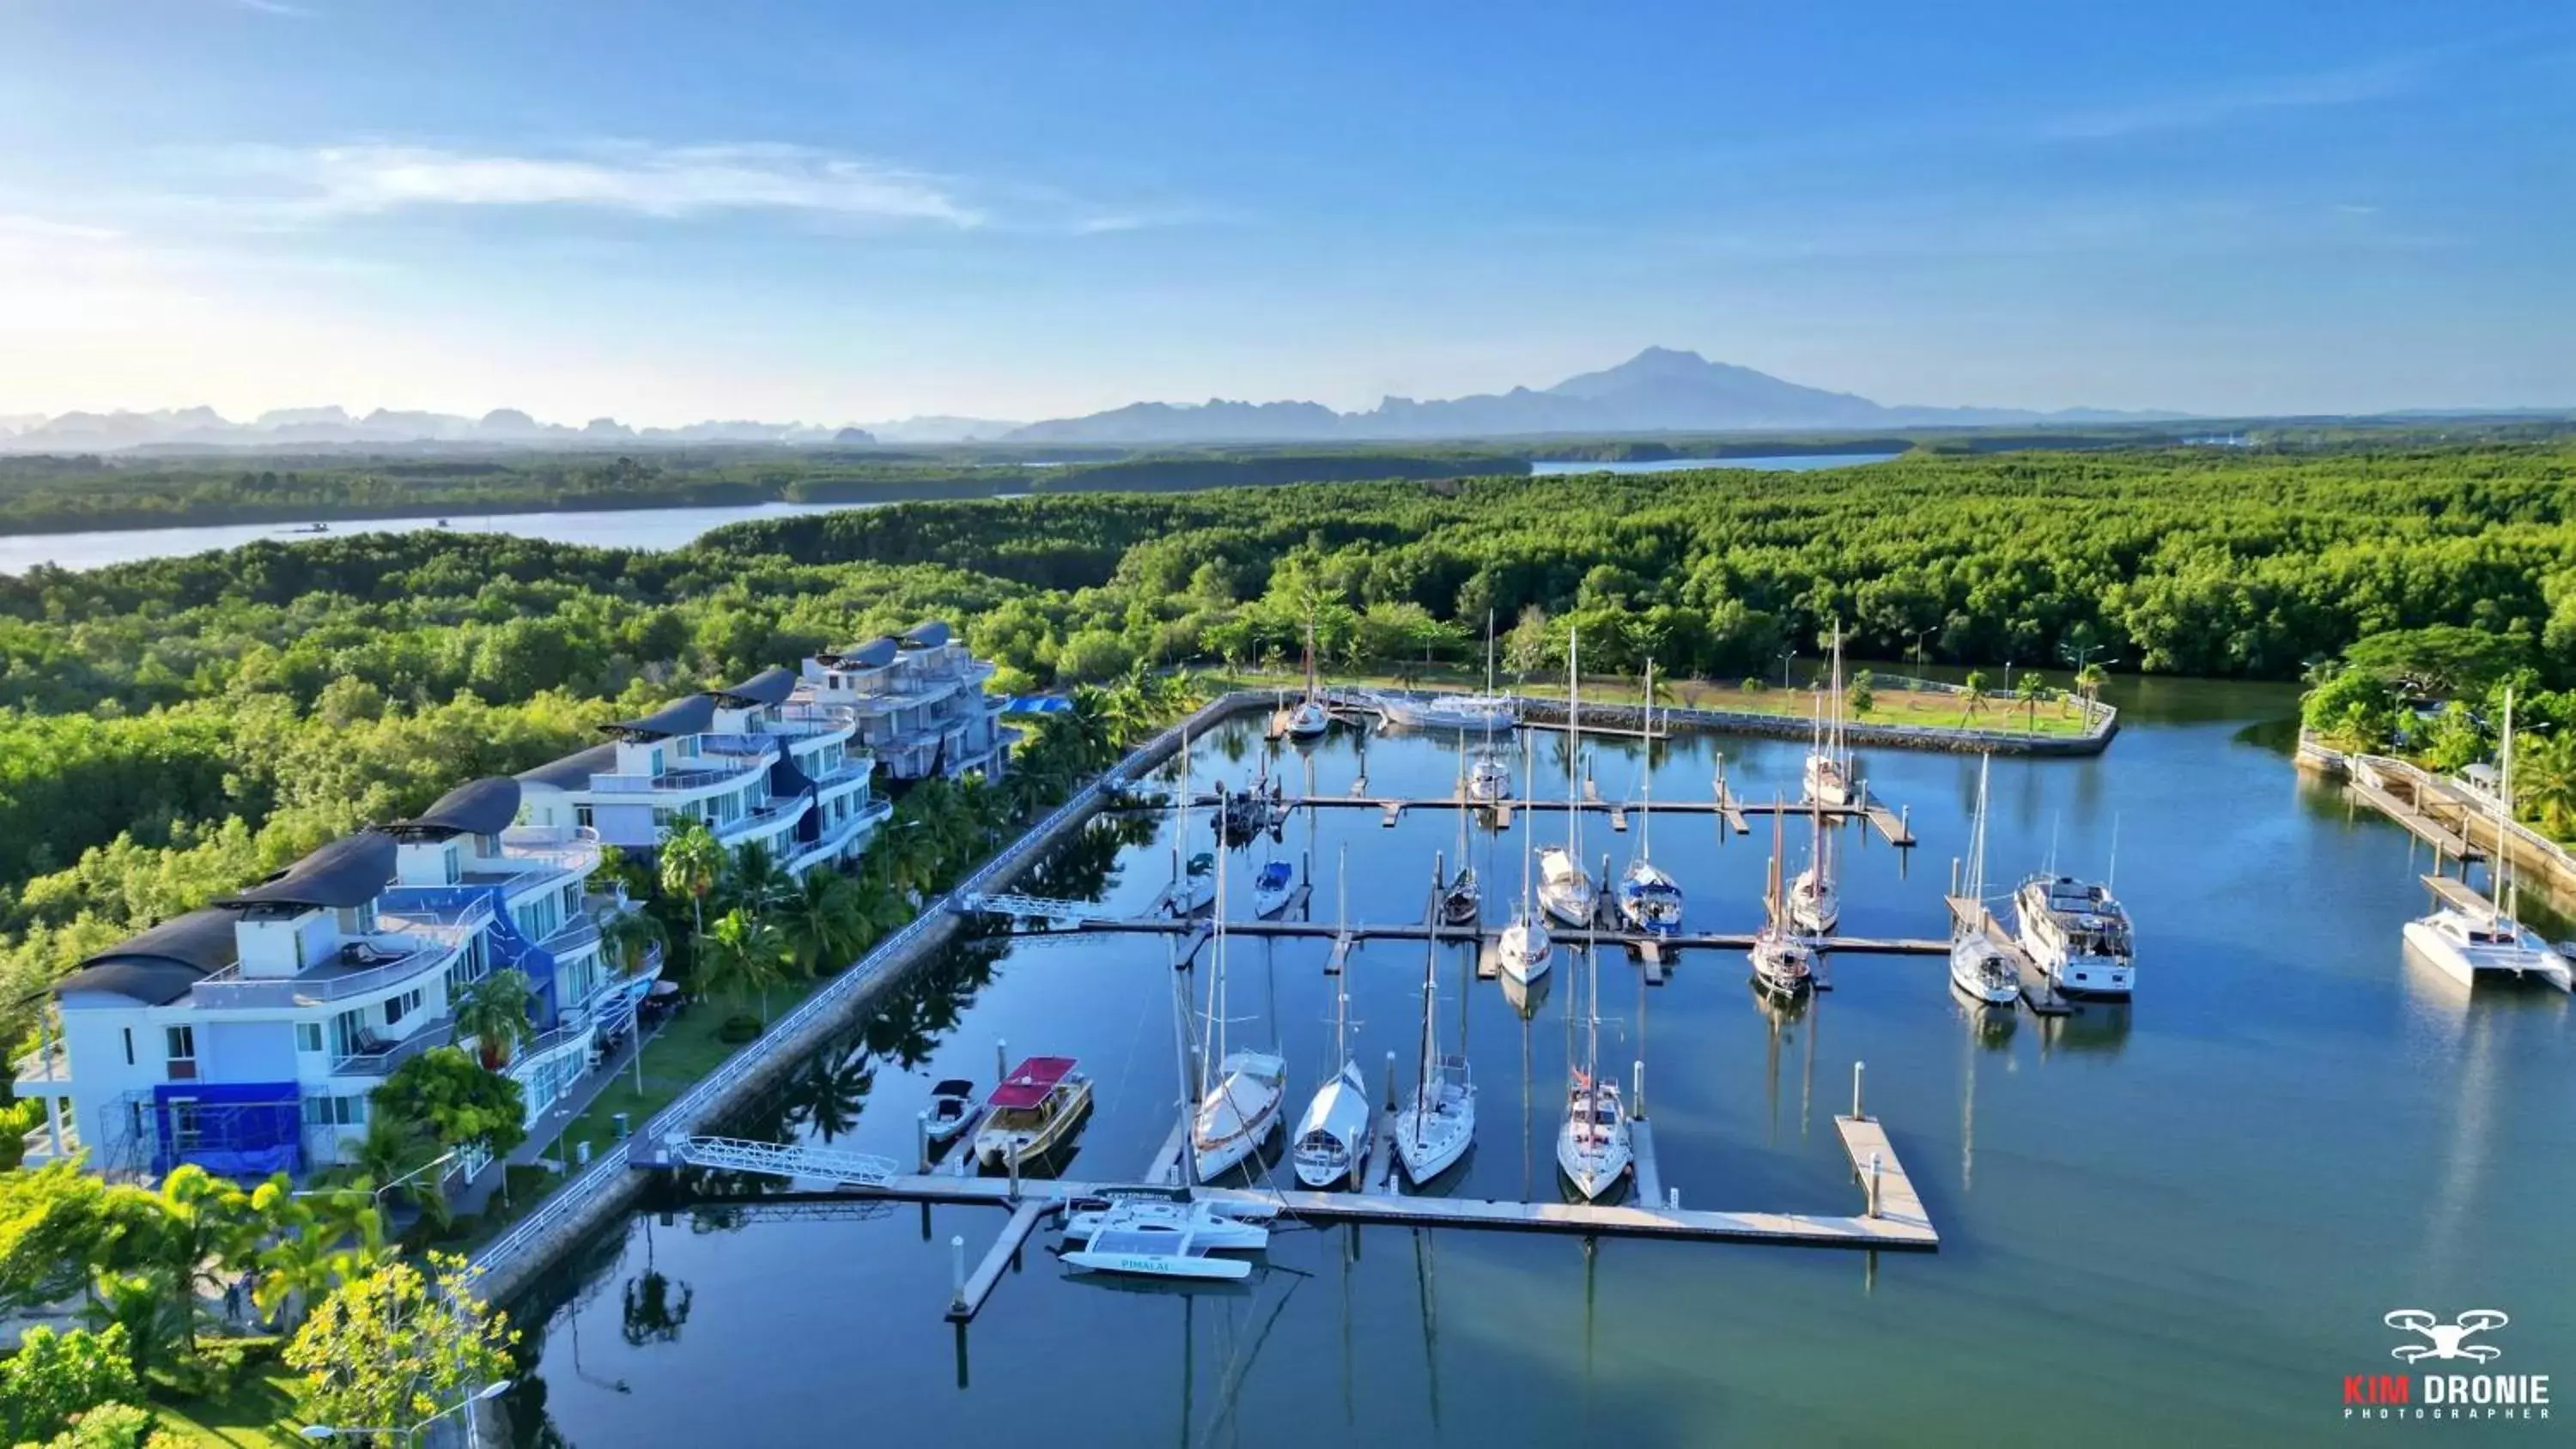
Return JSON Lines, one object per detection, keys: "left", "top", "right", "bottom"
{"left": 192, "top": 933, "right": 463, "bottom": 1008}
{"left": 12, "top": 1040, "right": 70, "bottom": 1088}
{"left": 666, "top": 1136, "right": 898, "bottom": 1186}
{"left": 496, "top": 826, "right": 604, "bottom": 876}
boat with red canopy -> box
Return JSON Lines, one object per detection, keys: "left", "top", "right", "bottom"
{"left": 973, "top": 1056, "right": 1094, "bottom": 1169}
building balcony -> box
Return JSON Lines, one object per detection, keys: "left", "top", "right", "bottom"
{"left": 331, "top": 1021, "right": 457, "bottom": 1077}
{"left": 496, "top": 825, "right": 604, "bottom": 878}
{"left": 697, "top": 733, "right": 782, "bottom": 761}
{"left": 192, "top": 927, "right": 467, "bottom": 1009}
{"left": 540, "top": 914, "right": 602, "bottom": 960}
{"left": 714, "top": 792, "right": 808, "bottom": 843}
{"left": 585, "top": 759, "right": 764, "bottom": 796}
{"left": 12, "top": 1040, "right": 71, "bottom": 1094}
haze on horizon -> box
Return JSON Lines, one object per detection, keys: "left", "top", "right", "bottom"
{"left": 2, "top": 1, "right": 2570, "bottom": 428}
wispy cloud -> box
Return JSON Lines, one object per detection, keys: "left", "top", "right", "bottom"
{"left": 214, "top": 142, "right": 985, "bottom": 227}
{"left": 2041, "top": 53, "right": 2438, "bottom": 141}
{"left": 224, "top": 0, "right": 317, "bottom": 16}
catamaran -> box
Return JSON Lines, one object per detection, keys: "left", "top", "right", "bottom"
{"left": 1555, "top": 940, "right": 1632, "bottom": 1201}
{"left": 1613, "top": 660, "right": 1684, "bottom": 937}
{"left": 1747, "top": 807, "right": 1816, "bottom": 998}
{"left": 2402, "top": 689, "right": 2573, "bottom": 991}
{"left": 1191, "top": 860, "right": 1288, "bottom": 1181}
{"left": 1495, "top": 735, "right": 1555, "bottom": 985}
{"left": 1788, "top": 790, "right": 1839, "bottom": 936}
{"left": 1536, "top": 628, "right": 1598, "bottom": 927}
{"left": 1293, "top": 850, "right": 1376, "bottom": 1189}
{"left": 1394, "top": 927, "right": 1477, "bottom": 1185}
{"left": 972, "top": 1056, "right": 1094, "bottom": 1169}
{"left": 1063, "top": 1206, "right": 1261, "bottom": 1282}
{"left": 1952, "top": 756, "right": 2021, "bottom": 1004}
{"left": 1062, "top": 1194, "right": 1276, "bottom": 1252}
{"left": 1803, "top": 623, "right": 1855, "bottom": 808}
{"left": 1285, "top": 621, "right": 1332, "bottom": 738}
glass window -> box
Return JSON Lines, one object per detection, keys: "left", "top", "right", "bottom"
{"left": 295, "top": 1022, "right": 323, "bottom": 1053}
{"left": 164, "top": 1025, "right": 195, "bottom": 1064}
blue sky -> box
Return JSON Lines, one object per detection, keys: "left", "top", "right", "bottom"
{"left": 1, "top": 0, "right": 2569, "bottom": 424}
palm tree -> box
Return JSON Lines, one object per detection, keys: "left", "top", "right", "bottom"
{"left": 658, "top": 822, "right": 726, "bottom": 978}
{"left": 2515, "top": 731, "right": 2576, "bottom": 839}
{"left": 1959, "top": 670, "right": 1990, "bottom": 725}
{"left": 2074, "top": 662, "right": 2107, "bottom": 713}
{"left": 453, "top": 968, "right": 535, "bottom": 1070}
{"left": 600, "top": 907, "right": 668, "bottom": 979}
{"left": 723, "top": 839, "right": 794, "bottom": 916}
{"left": 2015, "top": 671, "right": 2051, "bottom": 732}
{"left": 122, "top": 1166, "right": 258, "bottom": 1351}
{"left": 344, "top": 1117, "right": 451, "bottom": 1230}
{"left": 779, "top": 870, "right": 864, "bottom": 978}
{"left": 702, "top": 908, "right": 792, "bottom": 1026}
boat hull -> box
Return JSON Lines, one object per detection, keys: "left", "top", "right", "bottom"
{"left": 1192, "top": 1052, "right": 1288, "bottom": 1182}
{"left": 1291, "top": 1063, "right": 1375, "bottom": 1189}
{"left": 1497, "top": 920, "right": 1553, "bottom": 985}
{"left": 972, "top": 1079, "right": 1094, "bottom": 1169}
{"left": 1064, "top": 1250, "right": 1251, "bottom": 1282}
{"left": 1251, "top": 888, "right": 1294, "bottom": 920}
{"left": 1788, "top": 870, "right": 1838, "bottom": 936}
{"left": 1555, "top": 1085, "right": 1633, "bottom": 1203}
{"left": 1394, "top": 1076, "right": 1476, "bottom": 1185}
{"left": 2403, "top": 918, "right": 2573, "bottom": 990}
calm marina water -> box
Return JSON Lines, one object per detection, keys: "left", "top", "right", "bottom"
{"left": 506, "top": 681, "right": 2572, "bottom": 1447}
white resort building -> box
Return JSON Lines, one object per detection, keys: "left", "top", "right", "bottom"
{"left": 796, "top": 621, "right": 1014, "bottom": 783}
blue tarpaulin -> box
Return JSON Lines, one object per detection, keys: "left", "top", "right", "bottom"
{"left": 153, "top": 1080, "right": 301, "bottom": 1179}
{"left": 1001, "top": 696, "right": 1072, "bottom": 714}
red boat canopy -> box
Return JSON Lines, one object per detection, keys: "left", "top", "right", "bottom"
{"left": 987, "top": 1056, "right": 1078, "bottom": 1110}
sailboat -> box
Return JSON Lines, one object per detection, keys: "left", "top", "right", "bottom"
{"left": 2401, "top": 689, "right": 2573, "bottom": 991}
{"left": 1787, "top": 788, "right": 1839, "bottom": 936}
{"left": 1286, "top": 621, "right": 1332, "bottom": 738}
{"left": 1613, "top": 660, "right": 1684, "bottom": 937}
{"left": 1802, "top": 623, "right": 1854, "bottom": 807}
{"left": 1467, "top": 627, "right": 1515, "bottom": 800}
{"left": 1292, "top": 864, "right": 1376, "bottom": 1187}
{"left": 1191, "top": 856, "right": 1288, "bottom": 1180}
{"left": 1163, "top": 731, "right": 1216, "bottom": 917}
{"left": 1950, "top": 755, "right": 2022, "bottom": 1004}
{"left": 1747, "top": 805, "right": 1816, "bottom": 998}
{"left": 1439, "top": 755, "right": 1480, "bottom": 925}
{"left": 1394, "top": 922, "right": 1476, "bottom": 1185}
{"left": 1495, "top": 732, "right": 1555, "bottom": 985}
{"left": 1382, "top": 609, "right": 1518, "bottom": 734}
{"left": 1535, "top": 628, "right": 1598, "bottom": 927}
{"left": 1554, "top": 938, "right": 1632, "bottom": 1200}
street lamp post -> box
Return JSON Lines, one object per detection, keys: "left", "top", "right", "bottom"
{"left": 300, "top": 1379, "right": 511, "bottom": 1445}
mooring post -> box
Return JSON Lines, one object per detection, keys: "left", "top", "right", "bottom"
{"left": 1632, "top": 1058, "right": 1646, "bottom": 1119}
{"left": 915, "top": 1110, "right": 931, "bottom": 1172}
{"left": 1852, "top": 1060, "right": 1866, "bottom": 1120}
{"left": 950, "top": 1234, "right": 967, "bottom": 1313}
{"left": 1900, "top": 803, "right": 1911, "bottom": 840}
{"left": 1384, "top": 1050, "right": 1399, "bottom": 1112}
{"left": 1868, "top": 1151, "right": 1884, "bottom": 1219}
{"left": 994, "top": 1037, "right": 1008, "bottom": 1083}
{"left": 1668, "top": 1186, "right": 1680, "bottom": 1211}
{"left": 1006, "top": 1146, "right": 1021, "bottom": 1202}
{"left": 1949, "top": 857, "right": 1959, "bottom": 897}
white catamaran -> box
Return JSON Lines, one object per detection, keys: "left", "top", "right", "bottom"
{"left": 2401, "top": 689, "right": 2573, "bottom": 991}
{"left": 1555, "top": 939, "right": 1632, "bottom": 1201}
{"left": 1613, "top": 660, "right": 1685, "bottom": 937}
{"left": 1536, "top": 628, "right": 1598, "bottom": 928}
{"left": 1803, "top": 623, "right": 1855, "bottom": 808}
{"left": 1191, "top": 858, "right": 1287, "bottom": 1181}
{"left": 1951, "top": 755, "right": 2022, "bottom": 1005}
{"left": 1394, "top": 924, "right": 1477, "bottom": 1185}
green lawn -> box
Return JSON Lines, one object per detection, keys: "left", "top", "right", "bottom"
{"left": 149, "top": 1366, "right": 307, "bottom": 1447}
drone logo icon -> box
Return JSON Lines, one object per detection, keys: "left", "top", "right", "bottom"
{"left": 2386, "top": 1309, "right": 2509, "bottom": 1364}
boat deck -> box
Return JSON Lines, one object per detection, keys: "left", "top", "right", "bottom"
{"left": 1944, "top": 896, "right": 2071, "bottom": 1016}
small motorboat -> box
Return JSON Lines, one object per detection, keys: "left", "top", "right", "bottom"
{"left": 1285, "top": 699, "right": 1331, "bottom": 738}
{"left": 923, "top": 1078, "right": 981, "bottom": 1148}
{"left": 972, "top": 1056, "right": 1093, "bottom": 1169}
{"left": 1251, "top": 860, "right": 1297, "bottom": 919}
{"left": 1062, "top": 1196, "right": 1275, "bottom": 1252}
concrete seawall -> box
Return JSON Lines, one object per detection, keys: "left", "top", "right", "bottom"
{"left": 472, "top": 691, "right": 1269, "bottom": 1301}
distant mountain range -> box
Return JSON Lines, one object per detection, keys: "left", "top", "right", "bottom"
{"left": 0, "top": 349, "right": 2190, "bottom": 453}
{"left": 1004, "top": 348, "right": 2187, "bottom": 443}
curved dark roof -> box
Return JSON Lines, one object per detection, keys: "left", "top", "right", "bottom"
{"left": 607, "top": 694, "right": 715, "bottom": 739}
{"left": 221, "top": 831, "right": 398, "bottom": 910}
{"left": 63, "top": 908, "right": 240, "bottom": 1003}
{"left": 713, "top": 666, "right": 798, "bottom": 707}
{"left": 839, "top": 638, "right": 899, "bottom": 669}
{"left": 390, "top": 777, "right": 520, "bottom": 839}
{"left": 517, "top": 742, "right": 617, "bottom": 791}
{"left": 902, "top": 620, "right": 952, "bottom": 648}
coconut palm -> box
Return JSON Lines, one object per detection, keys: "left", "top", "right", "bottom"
{"left": 2515, "top": 731, "right": 2576, "bottom": 839}
{"left": 2074, "top": 662, "right": 2107, "bottom": 712}
{"left": 600, "top": 907, "right": 668, "bottom": 979}
{"left": 723, "top": 839, "right": 794, "bottom": 916}
{"left": 658, "top": 822, "right": 726, "bottom": 976}
{"left": 1959, "top": 670, "right": 1990, "bottom": 724}
{"left": 702, "top": 908, "right": 792, "bottom": 1026}
{"left": 453, "top": 968, "right": 535, "bottom": 1070}
{"left": 2014, "top": 671, "right": 2051, "bottom": 731}
{"left": 118, "top": 1166, "right": 258, "bottom": 1351}
{"left": 779, "top": 870, "right": 864, "bottom": 978}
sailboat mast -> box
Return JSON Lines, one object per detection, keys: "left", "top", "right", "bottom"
{"left": 1639, "top": 658, "right": 1653, "bottom": 863}
{"left": 2499, "top": 688, "right": 2517, "bottom": 921}
{"left": 1485, "top": 609, "right": 1497, "bottom": 694}
{"left": 1519, "top": 732, "right": 1535, "bottom": 913}
{"left": 1567, "top": 628, "right": 1582, "bottom": 868}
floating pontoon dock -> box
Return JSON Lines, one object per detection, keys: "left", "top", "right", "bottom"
{"left": 1145, "top": 790, "right": 1915, "bottom": 847}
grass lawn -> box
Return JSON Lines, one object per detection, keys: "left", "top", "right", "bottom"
{"left": 1206, "top": 666, "right": 2103, "bottom": 738}
{"left": 149, "top": 1367, "right": 307, "bottom": 1447}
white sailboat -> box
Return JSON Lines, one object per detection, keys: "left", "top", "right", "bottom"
{"left": 1802, "top": 623, "right": 1854, "bottom": 808}
{"left": 1614, "top": 660, "right": 1685, "bottom": 937}
{"left": 1163, "top": 732, "right": 1215, "bottom": 917}
{"left": 1394, "top": 925, "right": 1477, "bottom": 1185}
{"left": 1495, "top": 732, "right": 1556, "bottom": 985}
{"left": 2402, "top": 689, "right": 2573, "bottom": 991}
{"left": 1951, "top": 755, "right": 2022, "bottom": 1004}
{"left": 1747, "top": 805, "right": 1817, "bottom": 998}
{"left": 1285, "top": 621, "right": 1331, "bottom": 738}
{"left": 1191, "top": 857, "right": 1287, "bottom": 1181}
{"left": 1788, "top": 789, "right": 1839, "bottom": 936}
{"left": 1554, "top": 939, "right": 1631, "bottom": 1201}
{"left": 1293, "top": 847, "right": 1376, "bottom": 1188}
{"left": 1535, "top": 627, "right": 1598, "bottom": 927}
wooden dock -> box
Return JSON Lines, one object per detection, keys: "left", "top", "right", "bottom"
{"left": 1157, "top": 792, "right": 1914, "bottom": 847}
{"left": 2421, "top": 872, "right": 2499, "bottom": 917}
{"left": 2346, "top": 769, "right": 2484, "bottom": 860}
{"left": 947, "top": 1197, "right": 1054, "bottom": 1322}
{"left": 985, "top": 906, "right": 1947, "bottom": 961}
{"left": 1631, "top": 1119, "right": 1667, "bottom": 1206}
{"left": 1832, "top": 1115, "right": 1929, "bottom": 1235}
{"left": 1361, "top": 1109, "right": 1400, "bottom": 1194}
